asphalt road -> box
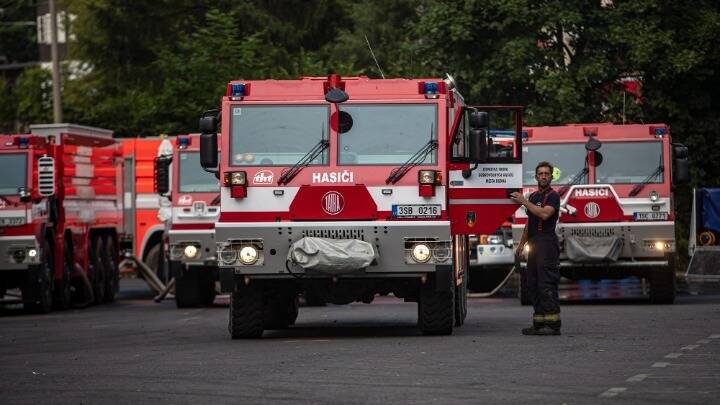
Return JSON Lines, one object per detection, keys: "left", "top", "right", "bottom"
{"left": 1, "top": 279, "right": 719, "bottom": 404}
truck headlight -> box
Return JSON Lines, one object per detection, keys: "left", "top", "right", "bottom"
{"left": 218, "top": 246, "right": 237, "bottom": 265}
{"left": 411, "top": 244, "right": 431, "bottom": 263}
{"left": 28, "top": 248, "right": 38, "bottom": 258}
{"left": 184, "top": 244, "right": 199, "bottom": 259}
{"left": 239, "top": 246, "right": 259, "bottom": 265}
{"left": 649, "top": 190, "right": 659, "bottom": 202}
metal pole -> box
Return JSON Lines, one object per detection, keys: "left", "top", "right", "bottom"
{"left": 49, "top": 0, "right": 63, "bottom": 123}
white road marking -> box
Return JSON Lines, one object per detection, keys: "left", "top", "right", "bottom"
{"left": 696, "top": 339, "right": 711, "bottom": 344}
{"left": 652, "top": 362, "right": 670, "bottom": 368}
{"left": 681, "top": 345, "right": 700, "bottom": 350}
{"left": 600, "top": 387, "right": 627, "bottom": 397}
{"left": 665, "top": 353, "right": 682, "bottom": 359}
{"left": 626, "top": 374, "right": 649, "bottom": 382}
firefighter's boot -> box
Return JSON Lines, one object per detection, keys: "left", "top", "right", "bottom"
{"left": 521, "top": 314, "right": 545, "bottom": 335}
{"left": 537, "top": 313, "right": 561, "bottom": 335}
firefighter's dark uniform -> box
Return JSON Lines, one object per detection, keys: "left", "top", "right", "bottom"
{"left": 525, "top": 188, "right": 562, "bottom": 334}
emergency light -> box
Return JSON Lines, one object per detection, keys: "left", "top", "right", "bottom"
{"left": 177, "top": 136, "right": 191, "bottom": 149}
{"left": 231, "top": 83, "right": 246, "bottom": 98}
{"left": 419, "top": 81, "right": 445, "bottom": 99}
{"left": 653, "top": 127, "right": 667, "bottom": 136}
{"left": 17, "top": 136, "right": 30, "bottom": 148}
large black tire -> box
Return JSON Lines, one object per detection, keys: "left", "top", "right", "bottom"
{"left": 53, "top": 238, "right": 73, "bottom": 310}
{"left": 418, "top": 282, "right": 455, "bottom": 336}
{"left": 175, "top": 265, "right": 216, "bottom": 308}
{"left": 454, "top": 275, "right": 468, "bottom": 327}
{"left": 229, "top": 281, "right": 265, "bottom": 339}
{"left": 649, "top": 267, "right": 676, "bottom": 304}
{"left": 102, "top": 235, "right": 119, "bottom": 302}
{"left": 302, "top": 290, "right": 327, "bottom": 307}
{"left": 23, "top": 237, "right": 54, "bottom": 314}
{"left": 90, "top": 236, "right": 106, "bottom": 304}
{"left": 145, "top": 243, "right": 171, "bottom": 284}
{"left": 264, "top": 291, "right": 299, "bottom": 329}
{"left": 518, "top": 268, "right": 532, "bottom": 306}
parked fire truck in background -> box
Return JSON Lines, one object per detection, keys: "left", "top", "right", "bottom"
{"left": 198, "top": 75, "right": 524, "bottom": 338}
{"left": 512, "top": 124, "right": 688, "bottom": 304}
{"left": 0, "top": 124, "right": 123, "bottom": 312}
{"left": 468, "top": 223, "right": 514, "bottom": 293}
{"left": 155, "top": 134, "right": 220, "bottom": 307}
{"left": 119, "top": 138, "right": 170, "bottom": 281}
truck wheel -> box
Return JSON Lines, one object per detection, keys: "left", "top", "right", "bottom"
{"left": 418, "top": 281, "right": 455, "bottom": 335}
{"left": 145, "top": 244, "right": 171, "bottom": 284}
{"left": 53, "top": 240, "right": 73, "bottom": 310}
{"left": 518, "top": 269, "right": 532, "bottom": 306}
{"left": 198, "top": 270, "right": 217, "bottom": 307}
{"left": 302, "top": 290, "right": 326, "bottom": 307}
{"left": 102, "top": 235, "right": 119, "bottom": 302}
{"left": 454, "top": 275, "right": 468, "bottom": 327}
{"left": 23, "top": 239, "right": 54, "bottom": 314}
{"left": 229, "top": 281, "right": 264, "bottom": 339}
{"left": 91, "top": 236, "right": 106, "bottom": 304}
{"left": 649, "top": 267, "right": 676, "bottom": 304}
{"left": 264, "top": 291, "right": 299, "bottom": 329}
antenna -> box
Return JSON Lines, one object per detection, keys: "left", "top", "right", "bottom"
{"left": 364, "top": 35, "right": 385, "bottom": 79}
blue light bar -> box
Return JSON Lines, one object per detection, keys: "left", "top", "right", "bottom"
{"left": 177, "top": 137, "right": 190, "bottom": 148}
{"left": 654, "top": 127, "right": 667, "bottom": 136}
{"left": 18, "top": 137, "right": 29, "bottom": 148}
{"left": 231, "top": 83, "right": 246, "bottom": 98}
{"left": 423, "top": 82, "right": 439, "bottom": 94}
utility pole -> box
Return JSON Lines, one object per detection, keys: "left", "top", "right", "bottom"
{"left": 49, "top": 0, "right": 63, "bottom": 123}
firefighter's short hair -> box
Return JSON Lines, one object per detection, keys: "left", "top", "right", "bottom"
{"left": 535, "top": 161, "right": 554, "bottom": 175}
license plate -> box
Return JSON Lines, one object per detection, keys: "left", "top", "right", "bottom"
{"left": 0, "top": 217, "right": 25, "bottom": 226}
{"left": 633, "top": 211, "right": 668, "bottom": 221}
{"left": 392, "top": 204, "right": 441, "bottom": 218}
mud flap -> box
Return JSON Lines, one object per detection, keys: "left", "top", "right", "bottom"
{"left": 435, "top": 265, "right": 453, "bottom": 292}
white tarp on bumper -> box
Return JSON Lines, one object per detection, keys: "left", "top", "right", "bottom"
{"left": 287, "top": 237, "right": 376, "bottom": 274}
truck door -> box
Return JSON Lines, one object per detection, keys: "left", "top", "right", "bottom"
{"left": 447, "top": 106, "right": 524, "bottom": 236}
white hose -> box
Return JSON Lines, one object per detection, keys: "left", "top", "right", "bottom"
{"left": 470, "top": 262, "right": 518, "bottom": 298}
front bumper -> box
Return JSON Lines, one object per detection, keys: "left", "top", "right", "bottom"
{"left": 215, "top": 220, "right": 452, "bottom": 276}
{"left": 0, "top": 236, "right": 40, "bottom": 271}
{"left": 168, "top": 229, "right": 217, "bottom": 266}
{"left": 470, "top": 244, "right": 514, "bottom": 267}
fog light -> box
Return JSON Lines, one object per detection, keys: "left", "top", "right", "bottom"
{"left": 412, "top": 244, "right": 431, "bottom": 263}
{"left": 184, "top": 245, "right": 199, "bottom": 259}
{"left": 239, "top": 246, "right": 259, "bottom": 265}
{"left": 27, "top": 248, "right": 38, "bottom": 258}
{"left": 433, "top": 246, "right": 451, "bottom": 262}
{"left": 654, "top": 241, "right": 664, "bottom": 251}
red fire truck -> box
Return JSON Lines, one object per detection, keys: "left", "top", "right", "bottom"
{"left": 197, "top": 75, "right": 524, "bottom": 337}
{"left": 511, "top": 124, "right": 688, "bottom": 304}
{"left": 0, "top": 124, "right": 123, "bottom": 312}
{"left": 119, "top": 137, "right": 170, "bottom": 281}
{"left": 155, "top": 134, "right": 220, "bottom": 307}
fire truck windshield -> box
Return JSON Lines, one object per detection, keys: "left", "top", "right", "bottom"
{"left": 523, "top": 143, "right": 586, "bottom": 185}
{"left": 178, "top": 152, "right": 220, "bottom": 193}
{"left": 230, "top": 105, "right": 329, "bottom": 166}
{"left": 595, "top": 141, "right": 664, "bottom": 184}
{"left": 0, "top": 153, "right": 27, "bottom": 195}
{"left": 338, "top": 104, "right": 437, "bottom": 165}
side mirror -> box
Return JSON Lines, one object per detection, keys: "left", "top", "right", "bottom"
{"left": 200, "top": 132, "right": 218, "bottom": 169}
{"left": 154, "top": 155, "right": 172, "bottom": 196}
{"left": 585, "top": 136, "right": 602, "bottom": 151}
{"left": 469, "top": 111, "right": 489, "bottom": 129}
{"left": 199, "top": 115, "right": 218, "bottom": 133}
{"left": 673, "top": 144, "right": 689, "bottom": 184}
{"left": 469, "top": 128, "right": 488, "bottom": 162}
{"left": 590, "top": 151, "right": 604, "bottom": 167}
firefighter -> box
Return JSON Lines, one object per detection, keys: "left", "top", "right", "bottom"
{"left": 511, "top": 161, "right": 562, "bottom": 335}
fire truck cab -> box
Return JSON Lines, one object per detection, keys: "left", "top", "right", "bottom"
{"left": 512, "top": 124, "right": 688, "bottom": 304}
{"left": 0, "top": 124, "right": 123, "bottom": 312}
{"left": 155, "top": 134, "right": 220, "bottom": 307}
{"left": 199, "top": 75, "right": 523, "bottom": 338}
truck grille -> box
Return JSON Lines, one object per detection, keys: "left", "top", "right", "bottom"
{"left": 302, "top": 229, "right": 365, "bottom": 241}
{"left": 567, "top": 227, "right": 616, "bottom": 238}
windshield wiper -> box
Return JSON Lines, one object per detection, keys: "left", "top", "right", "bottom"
{"left": 629, "top": 165, "right": 664, "bottom": 197}
{"left": 385, "top": 139, "right": 438, "bottom": 184}
{"left": 558, "top": 166, "right": 589, "bottom": 196}
{"left": 277, "top": 137, "right": 330, "bottom": 185}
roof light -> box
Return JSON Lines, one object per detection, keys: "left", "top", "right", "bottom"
{"left": 424, "top": 82, "right": 439, "bottom": 94}
{"left": 18, "top": 137, "right": 30, "bottom": 148}
{"left": 652, "top": 127, "right": 667, "bottom": 137}
{"left": 177, "top": 136, "right": 191, "bottom": 149}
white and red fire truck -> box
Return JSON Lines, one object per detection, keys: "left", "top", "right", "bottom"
{"left": 155, "top": 134, "right": 220, "bottom": 307}
{"left": 0, "top": 124, "right": 123, "bottom": 312}
{"left": 512, "top": 124, "right": 688, "bottom": 304}
{"left": 197, "top": 75, "right": 524, "bottom": 338}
